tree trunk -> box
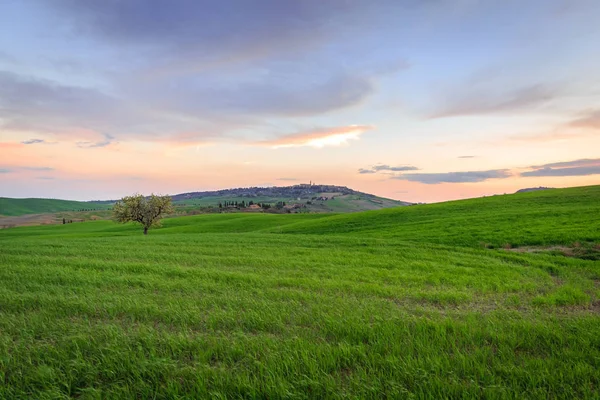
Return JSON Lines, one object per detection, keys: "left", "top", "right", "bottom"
{"left": 143, "top": 226, "right": 148, "bottom": 235}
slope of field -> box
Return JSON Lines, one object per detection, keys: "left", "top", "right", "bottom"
{"left": 271, "top": 185, "right": 600, "bottom": 248}
{"left": 0, "top": 197, "right": 110, "bottom": 216}
{"left": 1, "top": 186, "right": 599, "bottom": 398}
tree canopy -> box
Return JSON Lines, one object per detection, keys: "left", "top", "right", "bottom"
{"left": 113, "top": 194, "right": 173, "bottom": 234}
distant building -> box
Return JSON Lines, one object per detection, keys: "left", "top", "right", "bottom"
{"left": 243, "top": 204, "right": 262, "bottom": 212}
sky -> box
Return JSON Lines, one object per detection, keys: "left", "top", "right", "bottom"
{"left": 1, "top": 0, "right": 599, "bottom": 203}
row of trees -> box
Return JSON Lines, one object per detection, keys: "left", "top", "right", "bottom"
{"left": 218, "top": 200, "right": 257, "bottom": 208}
{"left": 218, "top": 201, "right": 280, "bottom": 209}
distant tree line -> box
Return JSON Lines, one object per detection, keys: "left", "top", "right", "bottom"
{"left": 218, "top": 200, "right": 272, "bottom": 209}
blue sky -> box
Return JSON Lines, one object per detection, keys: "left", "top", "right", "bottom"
{"left": 1, "top": 0, "right": 599, "bottom": 201}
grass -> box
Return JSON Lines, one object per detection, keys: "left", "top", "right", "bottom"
{"left": 1, "top": 186, "right": 599, "bottom": 398}
{"left": 0, "top": 197, "right": 110, "bottom": 217}
{"left": 272, "top": 185, "right": 600, "bottom": 247}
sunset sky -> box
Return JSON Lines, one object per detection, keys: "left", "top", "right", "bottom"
{"left": 1, "top": 0, "right": 599, "bottom": 203}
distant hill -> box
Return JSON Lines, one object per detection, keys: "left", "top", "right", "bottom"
{"left": 171, "top": 184, "right": 404, "bottom": 202}
{"left": 516, "top": 186, "right": 553, "bottom": 193}
{"left": 0, "top": 198, "right": 110, "bottom": 217}
{"left": 0, "top": 185, "right": 409, "bottom": 217}
{"left": 170, "top": 184, "right": 411, "bottom": 212}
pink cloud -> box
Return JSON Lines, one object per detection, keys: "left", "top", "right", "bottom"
{"left": 568, "top": 109, "right": 600, "bottom": 130}
{"left": 505, "top": 131, "right": 591, "bottom": 143}
{"left": 257, "top": 125, "right": 375, "bottom": 149}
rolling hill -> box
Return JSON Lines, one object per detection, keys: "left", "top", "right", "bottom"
{"left": 170, "top": 184, "right": 410, "bottom": 213}
{"left": 0, "top": 197, "right": 110, "bottom": 217}
{"left": 269, "top": 185, "right": 600, "bottom": 247}
{"left": 170, "top": 183, "right": 409, "bottom": 203}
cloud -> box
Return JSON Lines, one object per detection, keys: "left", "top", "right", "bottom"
{"left": 0, "top": 168, "right": 12, "bottom": 173}
{"left": 76, "top": 134, "right": 115, "bottom": 149}
{"left": 458, "top": 155, "right": 476, "bottom": 159}
{"left": 432, "top": 84, "right": 555, "bottom": 118}
{"left": 522, "top": 158, "right": 600, "bottom": 177}
{"left": 0, "top": 166, "right": 54, "bottom": 172}
{"left": 41, "top": 1, "right": 404, "bottom": 76}
{"left": 24, "top": 1, "right": 387, "bottom": 120}
{"left": 0, "top": 71, "right": 141, "bottom": 135}
{"left": 0, "top": 69, "right": 376, "bottom": 147}
{"left": 0, "top": 50, "right": 17, "bottom": 64}
{"left": 1, "top": 2, "right": 420, "bottom": 145}
{"left": 505, "top": 131, "right": 590, "bottom": 143}
{"left": 21, "top": 138, "right": 45, "bottom": 145}
{"left": 379, "top": 158, "right": 600, "bottom": 184}
{"left": 372, "top": 164, "right": 419, "bottom": 172}
{"left": 521, "top": 166, "right": 600, "bottom": 177}
{"left": 359, "top": 164, "right": 419, "bottom": 174}
{"left": 0, "top": 71, "right": 240, "bottom": 144}
{"left": 487, "top": 115, "right": 600, "bottom": 146}
{"left": 47, "top": 1, "right": 341, "bottom": 59}
{"left": 392, "top": 169, "right": 512, "bottom": 184}
{"left": 258, "top": 125, "right": 374, "bottom": 149}
{"left": 4, "top": 1, "right": 414, "bottom": 142}
{"left": 129, "top": 72, "right": 375, "bottom": 118}
{"left": 21, "top": 138, "right": 58, "bottom": 145}
{"left": 36, "top": 176, "right": 55, "bottom": 180}
{"left": 22, "top": 167, "right": 54, "bottom": 171}
{"left": 568, "top": 109, "right": 600, "bottom": 130}
{"left": 276, "top": 178, "right": 300, "bottom": 181}
{"left": 484, "top": 110, "right": 600, "bottom": 146}
{"left": 530, "top": 158, "right": 600, "bottom": 169}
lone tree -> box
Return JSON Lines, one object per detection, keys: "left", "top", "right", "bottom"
{"left": 113, "top": 193, "right": 174, "bottom": 235}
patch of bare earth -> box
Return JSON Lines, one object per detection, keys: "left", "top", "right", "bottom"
{"left": 504, "top": 244, "right": 600, "bottom": 261}
{"left": 0, "top": 214, "right": 56, "bottom": 228}
{"left": 507, "top": 245, "right": 571, "bottom": 254}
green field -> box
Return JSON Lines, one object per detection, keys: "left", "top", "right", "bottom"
{"left": 0, "top": 198, "right": 110, "bottom": 217}
{"left": 1, "top": 186, "right": 599, "bottom": 398}
{"left": 273, "top": 186, "right": 600, "bottom": 248}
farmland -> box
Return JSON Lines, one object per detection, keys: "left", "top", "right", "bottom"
{"left": 0, "top": 197, "right": 110, "bottom": 217}
{"left": 1, "top": 185, "right": 599, "bottom": 398}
